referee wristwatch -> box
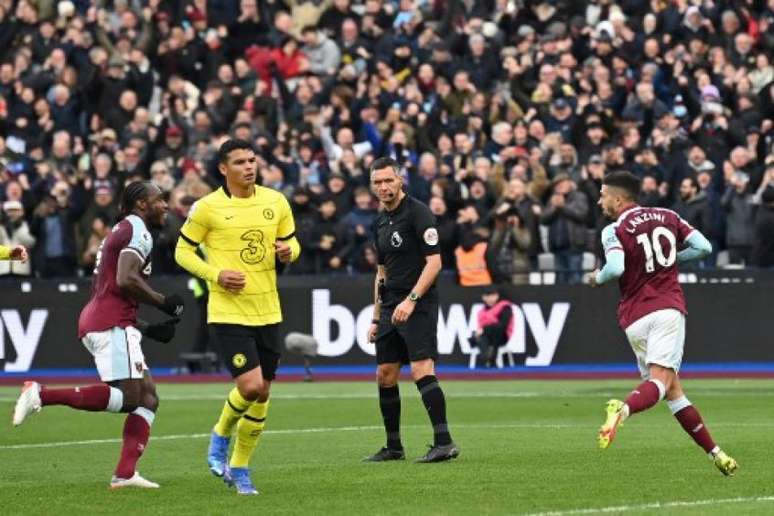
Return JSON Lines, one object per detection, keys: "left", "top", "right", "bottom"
{"left": 408, "top": 291, "right": 420, "bottom": 302}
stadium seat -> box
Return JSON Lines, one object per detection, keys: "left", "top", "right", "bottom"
{"left": 539, "top": 226, "right": 550, "bottom": 253}
{"left": 716, "top": 250, "right": 730, "bottom": 268}
{"left": 496, "top": 346, "right": 515, "bottom": 368}
{"left": 538, "top": 253, "right": 556, "bottom": 271}
{"left": 468, "top": 346, "right": 515, "bottom": 369}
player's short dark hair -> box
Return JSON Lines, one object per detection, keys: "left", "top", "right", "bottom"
{"left": 218, "top": 139, "right": 255, "bottom": 164}
{"left": 120, "top": 180, "right": 154, "bottom": 215}
{"left": 369, "top": 157, "right": 400, "bottom": 176}
{"left": 602, "top": 171, "right": 641, "bottom": 200}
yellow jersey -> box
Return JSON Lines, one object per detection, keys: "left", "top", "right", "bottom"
{"left": 175, "top": 184, "right": 300, "bottom": 326}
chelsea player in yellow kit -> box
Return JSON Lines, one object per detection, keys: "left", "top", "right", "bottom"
{"left": 175, "top": 139, "right": 300, "bottom": 495}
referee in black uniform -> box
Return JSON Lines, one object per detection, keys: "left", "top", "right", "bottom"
{"left": 364, "top": 157, "right": 459, "bottom": 463}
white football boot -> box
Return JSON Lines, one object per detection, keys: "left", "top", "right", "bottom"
{"left": 13, "top": 381, "right": 42, "bottom": 426}
{"left": 110, "top": 472, "right": 160, "bottom": 489}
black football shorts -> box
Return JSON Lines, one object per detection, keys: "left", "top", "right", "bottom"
{"left": 210, "top": 323, "right": 281, "bottom": 380}
{"left": 375, "top": 299, "right": 439, "bottom": 365}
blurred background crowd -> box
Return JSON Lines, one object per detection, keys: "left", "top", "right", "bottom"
{"left": 0, "top": 0, "right": 772, "bottom": 284}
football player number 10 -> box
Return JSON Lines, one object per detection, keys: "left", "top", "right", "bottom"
{"left": 636, "top": 227, "right": 677, "bottom": 273}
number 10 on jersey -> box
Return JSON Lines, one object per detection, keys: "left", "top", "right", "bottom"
{"left": 636, "top": 227, "right": 676, "bottom": 273}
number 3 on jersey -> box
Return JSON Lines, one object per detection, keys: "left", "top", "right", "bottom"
{"left": 636, "top": 227, "right": 676, "bottom": 273}
{"left": 240, "top": 229, "right": 266, "bottom": 264}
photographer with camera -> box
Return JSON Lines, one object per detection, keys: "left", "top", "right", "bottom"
{"left": 489, "top": 192, "right": 532, "bottom": 285}
{"left": 539, "top": 174, "right": 589, "bottom": 284}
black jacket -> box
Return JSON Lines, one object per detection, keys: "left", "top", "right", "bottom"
{"left": 751, "top": 205, "right": 774, "bottom": 267}
{"left": 672, "top": 192, "right": 714, "bottom": 239}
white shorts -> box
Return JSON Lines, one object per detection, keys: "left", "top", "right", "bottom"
{"left": 624, "top": 309, "right": 685, "bottom": 380}
{"left": 81, "top": 326, "right": 147, "bottom": 382}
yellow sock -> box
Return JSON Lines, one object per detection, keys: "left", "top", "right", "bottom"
{"left": 213, "top": 388, "right": 252, "bottom": 437}
{"left": 229, "top": 400, "right": 269, "bottom": 468}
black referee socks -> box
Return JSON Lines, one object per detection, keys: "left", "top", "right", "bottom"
{"left": 378, "top": 385, "right": 403, "bottom": 450}
{"left": 415, "top": 375, "right": 452, "bottom": 446}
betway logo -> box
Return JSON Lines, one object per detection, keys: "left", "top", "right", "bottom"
{"left": 311, "top": 290, "right": 569, "bottom": 366}
{"left": 0, "top": 309, "right": 47, "bottom": 372}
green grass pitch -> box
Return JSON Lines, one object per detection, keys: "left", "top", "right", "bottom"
{"left": 1, "top": 379, "right": 772, "bottom": 515}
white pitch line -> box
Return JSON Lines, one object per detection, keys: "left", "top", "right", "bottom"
{"left": 522, "top": 496, "right": 774, "bottom": 516}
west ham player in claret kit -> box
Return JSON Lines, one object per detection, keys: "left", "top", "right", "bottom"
{"left": 12, "top": 182, "right": 185, "bottom": 489}
{"left": 588, "top": 171, "right": 738, "bottom": 476}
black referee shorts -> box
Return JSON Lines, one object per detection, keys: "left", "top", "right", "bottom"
{"left": 375, "top": 299, "right": 439, "bottom": 365}
{"left": 210, "top": 323, "right": 281, "bottom": 380}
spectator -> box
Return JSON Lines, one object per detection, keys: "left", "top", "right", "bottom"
{"left": 0, "top": 0, "right": 769, "bottom": 279}
{"left": 491, "top": 177, "right": 540, "bottom": 265}
{"left": 489, "top": 201, "right": 532, "bottom": 285}
{"left": 325, "top": 171, "right": 353, "bottom": 215}
{"left": 469, "top": 286, "right": 514, "bottom": 368}
{"left": 539, "top": 174, "right": 589, "bottom": 284}
{"left": 340, "top": 186, "right": 376, "bottom": 264}
{"left": 301, "top": 25, "right": 342, "bottom": 76}
{"left": 352, "top": 241, "right": 378, "bottom": 274}
{"left": 287, "top": 185, "right": 319, "bottom": 275}
{"left": 152, "top": 190, "right": 194, "bottom": 275}
{"left": 80, "top": 212, "right": 112, "bottom": 274}
{"left": 0, "top": 200, "right": 35, "bottom": 276}
{"left": 428, "top": 195, "right": 458, "bottom": 273}
{"left": 31, "top": 180, "right": 87, "bottom": 278}
{"left": 454, "top": 226, "right": 493, "bottom": 287}
{"left": 311, "top": 195, "right": 352, "bottom": 274}
{"left": 721, "top": 171, "right": 756, "bottom": 265}
{"left": 673, "top": 177, "right": 713, "bottom": 241}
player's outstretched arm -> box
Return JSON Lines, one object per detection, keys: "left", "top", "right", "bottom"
{"left": 117, "top": 250, "right": 184, "bottom": 316}
{"left": 677, "top": 230, "right": 712, "bottom": 263}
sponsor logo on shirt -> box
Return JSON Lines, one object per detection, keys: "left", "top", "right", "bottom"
{"left": 390, "top": 231, "right": 403, "bottom": 248}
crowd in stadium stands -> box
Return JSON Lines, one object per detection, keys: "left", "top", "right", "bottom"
{"left": 0, "top": 0, "right": 772, "bottom": 283}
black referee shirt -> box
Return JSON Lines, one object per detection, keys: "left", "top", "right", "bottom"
{"left": 373, "top": 195, "right": 440, "bottom": 305}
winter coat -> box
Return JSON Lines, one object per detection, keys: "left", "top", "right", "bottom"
{"left": 751, "top": 205, "right": 774, "bottom": 267}
{"left": 302, "top": 33, "right": 341, "bottom": 75}
{"left": 672, "top": 192, "right": 713, "bottom": 239}
{"left": 721, "top": 188, "right": 756, "bottom": 247}
{"left": 540, "top": 190, "right": 589, "bottom": 251}
{"left": 490, "top": 222, "right": 532, "bottom": 284}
